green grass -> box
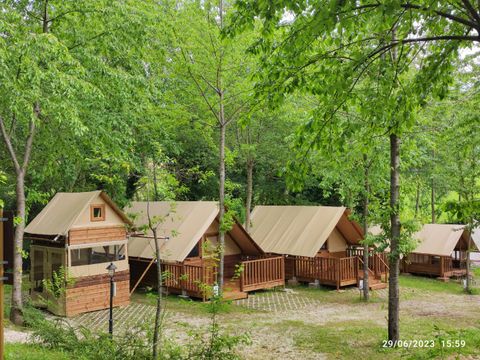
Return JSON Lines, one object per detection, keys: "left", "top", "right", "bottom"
{"left": 274, "top": 317, "right": 480, "bottom": 359}
{"left": 399, "top": 275, "right": 469, "bottom": 294}
{"left": 5, "top": 343, "right": 70, "bottom": 360}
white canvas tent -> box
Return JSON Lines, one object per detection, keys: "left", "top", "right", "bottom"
{"left": 411, "top": 224, "right": 473, "bottom": 256}
{"left": 249, "top": 205, "right": 363, "bottom": 257}
{"left": 127, "top": 201, "right": 263, "bottom": 262}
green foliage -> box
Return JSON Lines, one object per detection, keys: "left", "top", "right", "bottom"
{"left": 42, "top": 266, "right": 75, "bottom": 300}
{"left": 30, "top": 318, "right": 152, "bottom": 360}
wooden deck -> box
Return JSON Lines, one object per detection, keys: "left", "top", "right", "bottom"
{"left": 130, "top": 255, "right": 285, "bottom": 300}
{"left": 402, "top": 253, "right": 467, "bottom": 279}
{"left": 290, "top": 248, "right": 389, "bottom": 290}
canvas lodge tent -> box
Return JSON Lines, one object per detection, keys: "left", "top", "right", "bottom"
{"left": 127, "top": 201, "right": 285, "bottom": 300}
{"left": 25, "top": 191, "right": 131, "bottom": 317}
{"left": 249, "top": 206, "right": 389, "bottom": 290}
{"left": 403, "top": 224, "right": 477, "bottom": 279}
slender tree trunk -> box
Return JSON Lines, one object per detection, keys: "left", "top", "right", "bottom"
{"left": 431, "top": 149, "right": 435, "bottom": 223}
{"left": 217, "top": 120, "right": 226, "bottom": 293}
{"left": 245, "top": 159, "right": 254, "bottom": 233}
{"left": 414, "top": 181, "right": 420, "bottom": 219}
{"left": 152, "top": 161, "right": 159, "bottom": 201}
{"left": 362, "top": 154, "right": 369, "bottom": 301}
{"left": 216, "top": 0, "right": 225, "bottom": 295}
{"left": 11, "top": 173, "right": 25, "bottom": 325}
{"left": 152, "top": 227, "right": 162, "bottom": 359}
{"left": 0, "top": 112, "right": 36, "bottom": 326}
{"left": 388, "top": 133, "right": 401, "bottom": 342}
{"left": 431, "top": 178, "right": 435, "bottom": 223}
{"left": 466, "top": 230, "right": 471, "bottom": 293}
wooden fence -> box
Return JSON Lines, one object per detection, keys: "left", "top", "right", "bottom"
{"left": 241, "top": 256, "right": 285, "bottom": 292}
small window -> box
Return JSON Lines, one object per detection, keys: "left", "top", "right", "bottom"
{"left": 90, "top": 204, "right": 105, "bottom": 221}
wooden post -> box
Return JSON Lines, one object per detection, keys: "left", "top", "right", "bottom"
{"left": 336, "top": 258, "right": 340, "bottom": 291}
{"left": 440, "top": 257, "right": 445, "bottom": 278}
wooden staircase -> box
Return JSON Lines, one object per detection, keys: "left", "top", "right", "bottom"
{"left": 223, "top": 278, "right": 248, "bottom": 300}
{"left": 358, "top": 272, "right": 387, "bottom": 290}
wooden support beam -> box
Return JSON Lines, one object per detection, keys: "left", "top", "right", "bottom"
{"left": 130, "top": 258, "right": 156, "bottom": 295}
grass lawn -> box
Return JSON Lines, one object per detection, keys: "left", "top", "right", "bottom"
{"left": 274, "top": 317, "right": 480, "bottom": 360}
{"left": 399, "top": 274, "right": 469, "bottom": 294}
{"left": 5, "top": 343, "right": 69, "bottom": 360}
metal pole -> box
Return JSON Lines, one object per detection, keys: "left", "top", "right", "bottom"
{"left": 109, "top": 276, "right": 113, "bottom": 336}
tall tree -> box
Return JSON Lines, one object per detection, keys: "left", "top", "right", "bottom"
{"left": 0, "top": 0, "right": 169, "bottom": 324}
{"left": 171, "top": 0, "right": 257, "bottom": 291}
{"left": 228, "top": 0, "right": 480, "bottom": 341}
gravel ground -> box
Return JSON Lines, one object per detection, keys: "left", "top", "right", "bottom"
{"left": 5, "top": 328, "right": 30, "bottom": 343}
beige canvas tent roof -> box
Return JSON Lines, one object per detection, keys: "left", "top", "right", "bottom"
{"left": 126, "top": 201, "right": 263, "bottom": 262}
{"left": 25, "top": 191, "right": 131, "bottom": 236}
{"left": 412, "top": 224, "right": 475, "bottom": 256}
{"left": 249, "top": 205, "right": 363, "bottom": 257}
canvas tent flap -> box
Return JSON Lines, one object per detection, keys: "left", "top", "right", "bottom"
{"left": 249, "top": 206, "right": 362, "bottom": 257}
{"left": 412, "top": 224, "right": 471, "bottom": 256}
{"left": 24, "top": 191, "right": 131, "bottom": 236}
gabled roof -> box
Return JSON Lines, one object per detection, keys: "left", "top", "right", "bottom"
{"left": 25, "top": 191, "right": 131, "bottom": 236}
{"left": 249, "top": 205, "right": 363, "bottom": 257}
{"left": 126, "top": 201, "right": 263, "bottom": 262}
{"left": 412, "top": 224, "right": 475, "bottom": 256}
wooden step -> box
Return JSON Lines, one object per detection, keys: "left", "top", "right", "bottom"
{"left": 370, "top": 282, "right": 387, "bottom": 290}
{"left": 223, "top": 290, "right": 248, "bottom": 300}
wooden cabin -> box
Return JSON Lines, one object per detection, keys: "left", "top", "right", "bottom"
{"left": 25, "top": 191, "right": 131, "bottom": 317}
{"left": 127, "top": 201, "right": 285, "bottom": 300}
{"left": 249, "top": 206, "right": 389, "bottom": 290}
{"left": 402, "top": 224, "right": 477, "bottom": 279}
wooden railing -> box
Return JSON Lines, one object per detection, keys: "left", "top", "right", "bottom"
{"left": 339, "top": 257, "right": 358, "bottom": 281}
{"left": 241, "top": 256, "right": 285, "bottom": 292}
{"left": 162, "top": 262, "right": 214, "bottom": 295}
{"left": 346, "top": 247, "right": 389, "bottom": 278}
{"left": 294, "top": 256, "right": 358, "bottom": 288}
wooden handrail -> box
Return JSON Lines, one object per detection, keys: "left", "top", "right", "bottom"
{"left": 357, "top": 256, "right": 376, "bottom": 278}
{"left": 241, "top": 256, "right": 284, "bottom": 291}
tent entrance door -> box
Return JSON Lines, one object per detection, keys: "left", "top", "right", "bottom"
{"left": 30, "top": 246, "right": 66, "bottom": 300}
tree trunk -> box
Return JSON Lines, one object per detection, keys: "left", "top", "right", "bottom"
{"left": 414, "top": 181, "right": 420, "bottom": 219}
{"left": 388, "top": 133, "right": 401, "bottom": 342}
{"left": 465, "top": 223, "right": 472, "bottom": 293}
{"left": 152, "top": 228, "right": 162, "bottom": 359}
{"left": 362, "top": 154, "right": 369, "bottom": 301}
{"left": 245, "top": 159, "right": 254, "bottom": 233}
{"left": 217, "top": 120, "right": 226, "bottom": 293}
{"left": 215, "top": 0, "right": 226, "bottom": 295}
{"left": 10, "top": 172, "right": 25, "bottom": 325}
{"left": 153, "top": 161, "right": 159, "bottom": 201}
{"left": 431, "top": 177, "right": 435, "bottom": 223}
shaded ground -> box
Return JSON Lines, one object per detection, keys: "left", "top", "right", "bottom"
{"left": 64, "top": 274, "right": 480, "bottom": 359}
